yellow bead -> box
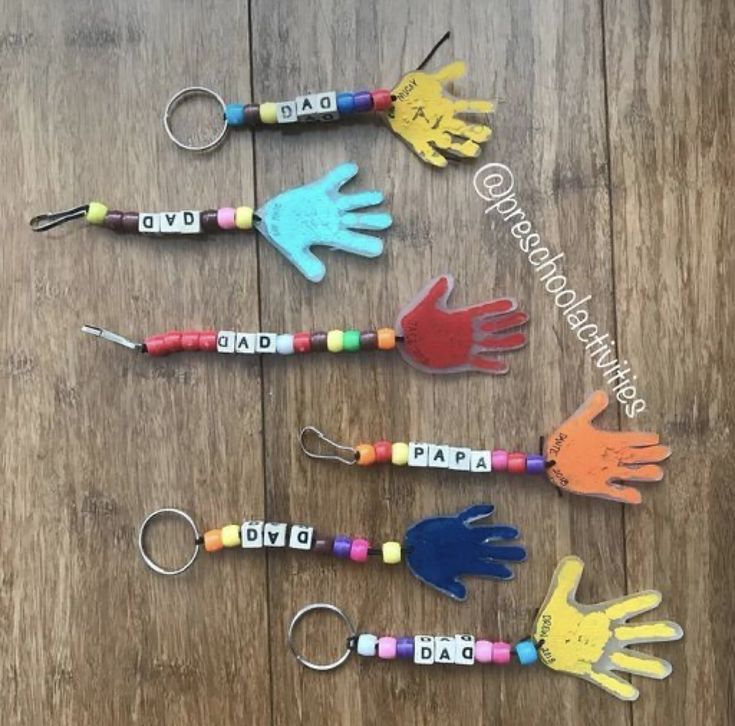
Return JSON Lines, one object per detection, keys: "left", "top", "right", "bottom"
{"left": 391, "top": 442, "right": 409, "bottom": 465}
{"left": 382, "top": 541, "right": 402, "bottom": 564}
{"left": 221, "top": 524, "right": 241, "bottom": 548}
{"left": 86, "top": 201, "right": 108, "bottom": 225}
{"left": 327, "top": 330, "right": 344, "bottom": 353}
{"left": 235, "top": 206, "right": 253, "bottom": 230}
{"left": 259, "top": 102, "right": 278, "bottom": 124}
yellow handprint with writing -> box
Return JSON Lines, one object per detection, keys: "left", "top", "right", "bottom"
{"left": 386, "top": 61, "right": 493, "bottom": 167}
{"left": 533, "top": 557, "right": 683, "bottom": 701}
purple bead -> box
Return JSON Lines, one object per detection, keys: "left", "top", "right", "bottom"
{"left": 333, "top": 534, "right": 352, "bottom": 558}
{"left": 396, "top": 637, "right": 414, "bottom": 659}
{"left": 353, "top": 91, "right": 373, "bottom": 113}
{"left": 526, "top": 454, "right": 547, "bottom": 475}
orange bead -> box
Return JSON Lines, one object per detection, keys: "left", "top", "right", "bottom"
{"left": 356, "top": 444, "right": 377, "bottom": 466}
{"left": 204, "top": 529, "right": 224, "bottom": 552}
{"left": 377, "top": 327, "right": 396, "bottom": 350}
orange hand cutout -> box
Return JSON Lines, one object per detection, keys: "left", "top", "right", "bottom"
{"left": 544, "top": 391, "right": 671, "bottom": 504}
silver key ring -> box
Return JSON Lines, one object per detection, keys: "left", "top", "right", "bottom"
{"left": 138, "top": 508, "right": 201, "bottom": 576}
{"left": 287, "top": 603, "right": 356, "bottom": 672}
{"left": 163, "top": 86, "right": 229, "bottom": 153}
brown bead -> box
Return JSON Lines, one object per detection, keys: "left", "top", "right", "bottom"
{"left": 313, "top": 537, "right": 333, "bottom": 554}
{"left": 201, "top": 210, "right": 219, "bottom": 231}
{"left": 244, "top": 104, "right": 261, "bottom": 125}
{"left": 104, "top": 210, "right": 124, "bottom": 232}
{"left": 359, "top": 330, "right": 378, "bottom": 350}
{"left": 121, "top": 212, "right": 139, "bottom": 233}
{"left": 310, "top": 331, "right": 328, "bottom": 352}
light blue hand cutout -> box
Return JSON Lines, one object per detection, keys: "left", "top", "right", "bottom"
{"left": 254, "top": 162, "right": 392, "bottom": 282}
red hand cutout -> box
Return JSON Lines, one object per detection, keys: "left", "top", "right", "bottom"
{"left": 395, "top": 275, "right": 529, "bottom": 374}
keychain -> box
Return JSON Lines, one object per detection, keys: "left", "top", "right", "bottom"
{"left": 82, "top": 274, "right": 529, "bottom": 375}
{"left": 138, "top": 504, "right": 525, "bottom": 600}
{"left": 30, "top": 162, "right": 391, "bottom": 283}
{"left": 300, "top": 390, "right": 671, "bottom": 504}
{"left": 163, "top": 33, "right": 493, "bottom": 168}
{"left": 287, "top": 556, "right": 683, "bottom": 701}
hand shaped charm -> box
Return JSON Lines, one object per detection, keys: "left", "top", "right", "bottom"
{"left": 544, "top": 390, "right": 671, "bottom": 504}
{"left": 387, "top": 61, "right": 493, "bottom": 167}
{"left": 405, "top": 504, "right": 526, "bottom": 600}
{"left": 534, "top": 557, "right": 683, "bottom": 701}
{"left": 255, "top": 162, "right": 392, "bottom": 282}
{"left": 396, "top": 274, "right": 528, "bottom": 374}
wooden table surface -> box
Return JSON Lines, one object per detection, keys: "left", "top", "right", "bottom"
{"left": 2, "top": 1, "right": 732, "bottom": 724}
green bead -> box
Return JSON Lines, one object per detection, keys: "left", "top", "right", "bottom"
{"left": 343, "top": 329, "right": 361, "bottom": 352}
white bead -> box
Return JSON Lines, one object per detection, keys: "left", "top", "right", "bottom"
{"left": 216, "top": 330, "right": 236, "bottom": 353}
{"left": 408, "top": 442, "right": 429, "bottom": 467}
{"left": 235, "top": 332, "right": 256, "bottom": 354}
{"left": 449, "top": 447, "right": 472, "bottom": 471}
{"left": 275, "top": 334, "right": 295, "bottom": 355}
{"left": 179, "top": 210, "right": 201, "bottom": 234}
{"left": 454, "top": 635, "right": 475, "bottom": 665}
{"left": 356, "top": 634, "right": 378, "bottom": 657}
{"left": 160, "top": 211, "right": 183, "bottom": 233}
{"left": 288, "top": 524, "right": 313, "bottom": 550}
{"left": 428, "top": 444, "right": 450, "bottom": 468}
{"left": 470, "top": 450, "right": 492, "bottom": 473}
{"left": 276, "top": 101, "right": 298, "bottom": 123}
{"left": 263, "top": 522, "right": 288, "bottom": 547}
{"left": 256, "top": 333, "right": 277, "bottom": 353}
{"left": 240, "top": 520, "right": 264, "bottom": 548}
{"left": 413, "top": 635, "right": 435, "bottom": 664}
{"left": 138, "top": 212, "right": 160, "bottom": 233}
{"left": 434, "top": 636, "right": 455, "bottom": 664}
{"left": 295, "top": 91, "right": 339, "bottom": 122}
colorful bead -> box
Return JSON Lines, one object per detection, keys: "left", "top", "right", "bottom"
{"left": 493, "top": 641, "right": 511, "bottom": 664}
{"left": 508, "top": 452, "right": 527, "bottom": 474}
{"left": 356, "top": 634, "right": 378, "bottom": 656}
{"left": 275, "top": 334, "right": 295, "bottom": 355}
{"left": 349, "top": 538, "right": 370, "bottom": 562}
{"left": 396, "top": 637, "right": 414, "bottom": 659}
{"left": 491, "top": 449, "right": 509, "bottom": 472}
{"left": 377, "top": 327, "right": 396, "bottom": 350}
{"left": 221, "top": 524, "right": 241, "bottom": 548}
{"left": 217, "top": 207, "right": 236, "bottom": 230}
{"left": 475, "top": 640, "right": 493, "bottom": 663}
{"left": 313, "top": 537, "right": 333, "bottom": 554}
{"left": 356, "top": 444, "right": 376, "bottom": 466}
{"left": 332, "top": 535, "right": 352, "bottom": 558}
{"left": 203, "top": 529, "right": 223, "bottom": 553}
{"left": 359, "top": 330, "right": 378, "bottom": 349}
{"left": 526, "top": 454, "right": 546, "bottom": 475}
{"left": 103, "top": 210, "right": 124, "bottom": 232}
{"left": 381, "top": 541, "right": 401, "bottom": 564}
{"left": 225, "top": 103, "right": 246, "bottom": 126}
{"left": 336, "top": 92, "right": 355, "bottom": 114}
{"left": 374, "top": 440, "right": 392, "bottom": 463}
{"left": 515, "top": 640, "right": 538, "bottom": 665}
{"left": 244, "top": 104, "right": 261, "bottom": 125}
{"left": 200, "top": 210, "right": 218, "bottom": 231}
{"left": 378, "top": 636, "right": 397, "bottom": 659}
{"left": 259, "top": 102, "right": 278, "bottom": 124}
{"left": 371, "top": 89, "right": 393, "bottom": 112}
{"left": 353, "top": 90, "right": 373, "bottom": 112}
{"left": 310, "top": 331, "right": 328, "bottom": 352}
{"left": 235, "top": 206, "right": 253, "bottom": 229}
{"left": 121, "top": 212, "right": 140, "bottom": 232}
{"left": 86, "top": 201, "right": 108, "bottom": 225}
{"left": 327, "top": 330, "right": 344, "bottom": 352}
{"left": 343, "top": 329, "right": 360, "bottom": 352}
{"left": 391, "top": 442, "right": 409, "bottom": 465}
{"left": 293, "top": 332, "right": 311, "bottom": 354}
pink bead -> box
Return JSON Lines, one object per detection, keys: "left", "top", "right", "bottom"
{"left": 491, "top": 449, "right": 509, "bottom": 471}
{"left": 493, "top": 641, "right": 511, "bottom": 664}
{"left": 377, "top": 636, "right": 397, "bottom": 659}
{"left": 217, "top": 207, "right": 236, "bottom": 230}
{"left": 475, "top": 640, "right": 494, "bottom": 663}
{"left": 349, "top": 538, "right": 370, "bottom": 562}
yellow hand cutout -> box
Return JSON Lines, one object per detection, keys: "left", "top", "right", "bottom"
{"left": 533, "top": 557, "right": 683, "bottom": 701}
{"left": 386, "top": 61, "right": 493, "bottom": 167}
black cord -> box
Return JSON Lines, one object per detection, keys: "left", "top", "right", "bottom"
{"left": 416, "top": 31, "right": 451, "bottom": 71}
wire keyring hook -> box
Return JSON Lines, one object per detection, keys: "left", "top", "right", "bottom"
{"left": 163, "top": 86, "right": 229, "bottom": 153}
{"left": 299, "top": 426, "right": 357, "bottom": 465}
{"left": 287, "top": 603, "right": 356, "bottom": 672}
{"left": 138, "top": 508, "right": 201, "bottom": 576}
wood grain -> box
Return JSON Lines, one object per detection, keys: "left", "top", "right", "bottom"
{"left": 0, "top": 0, "right": 731, "bottom": 724}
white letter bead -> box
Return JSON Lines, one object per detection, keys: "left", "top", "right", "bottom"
{"left": 139, "top": 212, "right": 160, "bottom": 233}
{"left": 470, "top": 450, "right": 492, "bottom": 473}
{"left": 256, "top": 333, "right": 277, "bottom": 353}
{"left": 240, "top": 520, "right": 264, "bottom": 548}
{"left": 454, "top": 635, "right": 475, "bottom": 665}
{"left": 263, "top": 522, "right": 288, "bottom": 547}
{"left": 408, "top": 442, "right": 429, "bottom": 467}
{"left": 316, "top": 91, "right": 338, "bottom": 121}
{"left": 434, "top": 636, "right": 456, "bottom": 664}
{"left": 276, "top": 101, "right": 298, "bottom": 124}
{"left": 428, "top": 445, "right": 450, "bottom": 468}
{"left": 414, "top": 636, "right": 435, "bottom": 665}
{"left": 356, "top": 634, "right": 378, "bottom": 657}
{"left": 159, "top": 212, "right": 182, "bottom": 233}
{"left": 449, "top": 447, "right": 472, "bottom": 471}
{"left": 235, "top": 332, "right": 256, "bottom": 354}
{"left": 217, "top": 331, "right": 236, "bottom": 353}
{"left": 288, "top": 524, "right": 313, "bottom": 550}
{"left": 180, "top": 210, "right": 201, "bottom": 234}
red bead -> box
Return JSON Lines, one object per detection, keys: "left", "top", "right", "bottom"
{"left": 164, "top": 331, "right": 183, "bottom": 354}
{"left": 293, "top": 332, "right": 312, "bottom": 353}
{"left": 181, "top": 331, "right": 200, "bottom": 351}
{"left": 144, "top": 334, "right": 167, "bottom": 356}
{"left": 371, "top": 89, "right": 393, "bottom": 112}
{"left": 507, "top": 452, "right": 527, "bottom": 474}
{"left": 374, "top": 440, "right": 392, "bottom": 463}
{"left": 200, "top": 331, "right": 217, "bottom": 351}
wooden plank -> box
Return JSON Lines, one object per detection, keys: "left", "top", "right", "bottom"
{"left": 0, "top": 1, "right": 269, "bottom": 724}
{"left": 604, "top": 0, "right": 735, "bottom": 723}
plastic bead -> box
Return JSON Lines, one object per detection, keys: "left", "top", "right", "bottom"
{"left": 327, "top": 330, "right": 344, "bottom": 353}
{"left": 235, "top": 206, "right": 253, "bottom": 230}
{"left": 313, "top": 537, "right": 333, "bottom": 554}
{"left": 381, "top": 541, "right": 401, "bottom": 564}
{"left": 343, "top": 329, "right": 361, "bottom": 352}
{"left": 333, "top": 535, "right": 352, "bottom": 558}
{"left": 371, "top": 89, "right": 393, "bottom": 112}
{"left": 221, "top": 524, "right": 241, "bottom": 548}
{"left": 491, "top": 450, "right": 509, "bottom": 472}
{"left": 356, "top": 634, "right": 378, "bottom": 656}
{"left": 217, "top": 207, "right": 236, "bottom": 230}
{"left": 121, "top": 212, "right": 139, "bottom": 232}
{"left": 374, "top": 440, "right": 392, "bottom": 463}
{"left": 475, "top": 640, "right": 493, "bottom": 663}
{"left": 275, "top": 334, "right": 295, "bottom": 355}
{"left": 336, "top": 92, "right": 355, "bottom": 114}
{"left": 508, "top": 452, "right": 527, "bottom": 474}
{"left": 310, "top": 331, "right": 328, "bottom": 352}
{"left": 353, "top": 90, "right": 373, "bottom": 112}
{"left": 200, "top": 210, "right": 218, "bottom": 231}
{"left": 104, "top": 210, "right": 124, "bottom": 232}
{"left": 244, "top": 104, "right": 260, "bottom": 125}
{"left": 391, "top": 442, "right": 409, "bottom": 465}
{"left": 350, "top": 538, "right": 370, "bottom": 562}
{"left": 526, "top": 454, "right": 546, "bottom": 475}
{"left": 515, "top": 639, "right": 538, "bottom": 666}
{"left": 86, "top": 201, "right": 108, "bottom": 225}
{"left": 259, "top": 102, "right": 278, "bottom": 124}
{"left": 493, "top": 642, "right": 511, "bottom": 664}
{"left": 293, "top": 332, "right": 311, "bottom": 354}
{"left": 396, "top": 637, "right": 414, "bottom": 659}
{"left": 356, "top": 444, "right": 376, "bottom": 466}
{"left": 359, "top": 330, "right": 378, "bottom": 349}
{"left": 377, "top": 327, "right": 396, "bottom": 350}
{"left": 203, "top": 529, "right": 224, "bottom": 553}
{"left": 225, "top": 103, "right": 246, "bottom": 126}
{"left": 378, "top": 636, "right": 397, "bottom": 659}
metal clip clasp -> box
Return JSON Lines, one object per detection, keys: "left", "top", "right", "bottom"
{"left": 81, "top": 325, "right": 143, "bottom": 352}
{"left": 30, "top": 204, "right": 89, "bottom": 232}
{"left": 299, "top": 426, "right": 357, "bottom": 465}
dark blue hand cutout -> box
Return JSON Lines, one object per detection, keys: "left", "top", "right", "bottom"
{"left": 404, "top": 504, "right": 526, "bottom": 601}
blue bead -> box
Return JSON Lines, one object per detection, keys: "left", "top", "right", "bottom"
{"left": 515, "top": 639, "right": 538, "bottom": 665}
{"left": 526, "top": 454, "right": 546, "bottom": 475}
{"left": 353, "top": 91, "right": 373, "bottom": 112}
{"left": 337, "top": 92, "right": 355, "bottom": 114}
{"left": 225, "top": 103, "right": 246, "bottom": 126}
